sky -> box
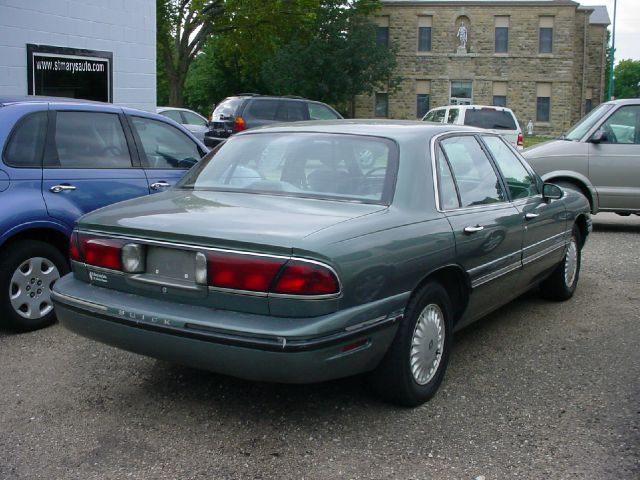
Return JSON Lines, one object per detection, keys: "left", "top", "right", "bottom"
{"left": 578, "top": 0, "right": 639, "bottom": 63}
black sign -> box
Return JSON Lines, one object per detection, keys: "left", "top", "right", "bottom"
{"left": 27, "top": 44, "right": 113, "bottom": 102}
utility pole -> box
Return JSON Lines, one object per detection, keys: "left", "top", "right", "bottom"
{"left": 607, "top": 0, "right": 617, "bottom": 100}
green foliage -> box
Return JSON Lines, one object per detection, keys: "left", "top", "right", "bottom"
{"left": 613, "top": 59, "right": 640, "bottom": 99}
{"left": 156, "top": 0, "right": 397, "bottom": 116}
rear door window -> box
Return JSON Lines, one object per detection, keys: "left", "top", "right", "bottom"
{"left": 440, "top": 135, "right": 505, "bottom": 207}
{"left": 463, "top": 109, "right": 516, "bottom": 130}
{"left": 277, "top": 101, "right": 307, "bottom": 121}
{"left": 243, "top": 99, "right": 279, "bottom": 121}
{"left": 130, "top": 116, "right": 201, "bottom": 169}
{"left": 183, "top": 111, "right": 208, "bottom": 127}
{"left": 4, "top": 111, "right": 48, "bottom": 168}
{"left": 53, "top": 112, "right": 132, "bottom": 168}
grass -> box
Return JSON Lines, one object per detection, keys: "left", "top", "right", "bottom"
{"left": 523, "top": 135, "right": 551, "bottom": 149}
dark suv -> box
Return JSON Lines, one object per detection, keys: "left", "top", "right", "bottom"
{"left": 204, "top": 94, "right": 342, "bottom": 147}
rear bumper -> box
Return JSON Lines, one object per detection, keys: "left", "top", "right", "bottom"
{"left": 52, "top": 275, "right": 403, "bottom": 384}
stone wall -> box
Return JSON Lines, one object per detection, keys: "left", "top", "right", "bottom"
{"left": 356, "top": 1, "right": 609, "bottom": 136}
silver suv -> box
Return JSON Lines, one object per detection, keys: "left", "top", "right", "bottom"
{"left": 523, "top": 99, "right": 640, "bottom": 216}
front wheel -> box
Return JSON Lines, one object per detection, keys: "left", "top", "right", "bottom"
{"left": 540, "top": 225, "right": 581, "bottom": 301}
{"left": 370, "top": 282, "right": 453, "bottom": 406}
{"left": 0, "top": 240, "right": 69, "bottom": 332}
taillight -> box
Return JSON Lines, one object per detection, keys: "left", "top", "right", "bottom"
{"left": 233, "top": 116, "right": 246, "bottom": 132}
{"left": 69, "top": 231, "right": 81, "bottom": 262}
{"left": 517, "top": 132, "right": 524, "bottom": 147}
{"left": 206, "top": 253, "right": 339, "bottom": 296}
{"left": 77, "top": 234, "right": 126, "bottom": 271}
{"left": 207, "top": 252, "right": 285, "bottom": 291}
{"left": 272, "top": 260, "right": 339, "bottom": 295}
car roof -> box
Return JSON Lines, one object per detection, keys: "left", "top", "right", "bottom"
{"left": 603, "top": 98, "right": 640, "bottom": 106}
{"left": 235, "top": 119, "right": 482, "bottom": 140}
{"left": 0, "top": 95, "right": 109, "bottom": 107}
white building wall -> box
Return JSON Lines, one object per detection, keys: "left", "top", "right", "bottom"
{"left": 0, "top": 0, "right": 156, "bottom": 111}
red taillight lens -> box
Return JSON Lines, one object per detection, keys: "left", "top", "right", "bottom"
{"left": 517, "top": 132, "right": 524, "bottom": 147}
{"left": 69, "top": 231, "right": 81, "bottom": 262}
{"left": 207, "top": 252, "right": 285, "bottom": 291}
{"left": 78, "top": 234, "right": 126, "bottom": 271}
{"left": 272, "top": 260, "right": 339, "bottom": 296}
{"left": 233, "top": 116, "right": 246, "bottom": 132}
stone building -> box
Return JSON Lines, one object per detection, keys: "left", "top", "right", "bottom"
{"left": 355, "top": 0, "right": 610, "bottom": 135}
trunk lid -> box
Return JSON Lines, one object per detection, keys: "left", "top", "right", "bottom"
{"left": 78, "top": 190, "right": 387, "bottom": 253}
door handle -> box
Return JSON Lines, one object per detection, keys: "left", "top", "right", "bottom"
{"left": 525, "top": 213, "right": 540, "bottom": 220}
{"left": 150, "top": 181, "right": 171, "bottom": 190}
{"left": 463, "top": 225, "right": 485, "bottom": 234}
{"left": 50, "top": 184, "right": 76, "bottom": 193}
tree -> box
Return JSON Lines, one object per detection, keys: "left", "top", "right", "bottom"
{"left": 157, "top": 0, "right": 323, "bottom": 107}
{"left": 613, "top": 59, "right": 640, "bottom": 99}
{"left": 261, "top": 1, "right": 398, "bottom": 116}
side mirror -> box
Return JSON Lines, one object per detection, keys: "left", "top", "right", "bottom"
{"left": 589, "top": 128, "right": 608, "bottom": 144}
{"left": 542, "top": 183, "right": 563, "bottom": 200}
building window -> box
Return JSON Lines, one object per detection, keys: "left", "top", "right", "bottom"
{"left": 450, "top": 80, "right": 473, "bottom": 105}
{"left": 493, "top": 81, "right": 507, "bottom": 106}
{"left": 418, "top": 16, "right": 432, "bottom": 52}
{"left": 585, "top": 88, "right": 593, "bottom": 114}
{"left": 539, "top": 17, "right": 553, "bottom": 53}
{"left": 536, "top": 83, "right": 551, "bottom": 122}
{"left": 376, "top": 17, "right": 389, "bottom": 46}
{"left": 495, "top": 16, "right": 509, "bottom": 53}
{"left": 375, "top": 93, "right": 388, "bottom": 117}
{"left": 416, "top": 80, "right": 431, "bottom": 118}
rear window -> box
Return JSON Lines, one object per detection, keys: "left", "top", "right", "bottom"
{"left": 178, "top": 133, "right": 398, "bottom": 204}
{"left": 212, "top": 99, "right": 243, "bottom": 120}
{"left": 463, "top": 109, "right": 517, "bottom": 130}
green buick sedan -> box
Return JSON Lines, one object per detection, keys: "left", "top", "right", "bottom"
{"left": 52, "top": 121, "right": 591, "bottom": 406}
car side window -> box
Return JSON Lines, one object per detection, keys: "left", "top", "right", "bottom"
{"left": 130, "top": 116, "right": 201, "bottom": 169}
{"left": 53, "top": 112, "right": 132, "bottom": 168}
{"left": 424, "top": 109, "right": 445, "bottom": 123}
{"left": 482, "top": 135, "right": 539, "bottom": 200}
{"left": 440, "top": 136, "right": 505, "bottom": 207}
{"left": 244, "top": 99, "right": 279, "bottom": 121}
{"left": 277, "top": 101, "right": 307, "bottom": 121}
{"left": 600, "top": 106, "right": 640, "bottom": 144}
{"left": 159, "top": 110, "right": 183, "bottom": 123}
{"left": 447, "top": 108, "right": 459, "bottom": 124}
{"left": 182, "top": 111, "right": 208, "bottom": 126}
{"left": 308, "top": 103, "right": 340, "bottom": 120}
{"left": 4, "top": 111, "right": 48, "bottom": 168}
{"left": 436, "top": 145, "right": 461, "bottom": 210}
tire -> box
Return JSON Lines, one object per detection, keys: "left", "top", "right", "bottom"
{"left": 540, "top": 224, "right": 581, "bottom": 301}
{"left": 0, "top": 240, "right": 69, "bottom": 332}
{"left": 370, "top": 282, "right": 453, "bottom": 407}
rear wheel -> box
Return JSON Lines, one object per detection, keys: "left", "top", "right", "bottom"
{"left": 0, "top": 240, "right": 69, "bottom": 332}
{"left": 540, "top": 225, "right": 581, "bottom": 301}
{"left": 370, "top": 282, "right": 453, "bottom": 406}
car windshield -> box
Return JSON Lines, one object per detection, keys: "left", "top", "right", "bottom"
{"left": 564, "top": 103, "right": 615, "bottom": 141}
{"left": 463, "top": 109, "right": 516, "bottom": 130}
{"left": 177, "top": 132, "right": 398, "bottom": 204}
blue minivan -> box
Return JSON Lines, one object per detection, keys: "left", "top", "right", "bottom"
{"left": 0, "top": 96, "right": 207, "bottom": 331}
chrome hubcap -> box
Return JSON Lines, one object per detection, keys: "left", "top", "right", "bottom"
{"left": 9, "top": 257, "right": 60, "bottom": 320}
{"left": 410, "top": 304, "right": 445, "bottom": 385}
{"left": 564, "top": 238, "right": 578, "bottom": 287}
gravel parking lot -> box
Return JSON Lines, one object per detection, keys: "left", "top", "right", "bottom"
{"left": 1, "top": 213, "right": 638, "bottom": 480}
